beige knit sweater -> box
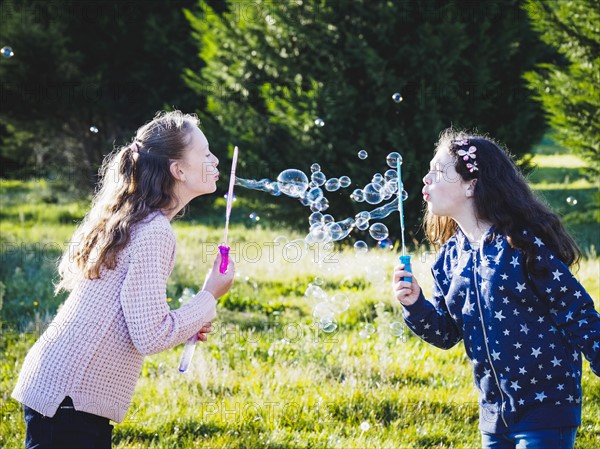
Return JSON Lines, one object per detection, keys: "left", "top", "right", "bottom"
{"left": 12, "top": 211, "right": 216, "bottom": 422}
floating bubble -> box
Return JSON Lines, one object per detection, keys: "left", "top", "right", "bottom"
{"left": 386, "top": 152, "right": 402, "bottom": 168}
{"left": 356, "top": 219, "right": 369, "bottom": 231}
{"left": 364, "top": 323, "right": 376, "bottom": 334}
{"left": 305, "top": 187, "right": 324, "bottom": 203}
{"left": 322, "top": 214, "right": 335, "bottom": 224}
{"left": 354, "top": 240, "right": 368, "bottom": 253}
{"left": 1, "top": 46, "right": 14, "bottom": 58}
{"left": 311, "top": 163, "right": 321, "bottom": 173}
{"left": 358, "top": 149, "right": 368, "bottom": 159}
{"left": 384, "top": 169, "right": 397, "bottom": 182}
{"left": 311, "top": 197, "right": 330, "bottom": 212}
{"left": 358, "top": 329, "right": 370, "bottom": 339}
{"left": 277, "top": 169, "right": 309, "bottom": 198}
{"left": 360, "top": 421, "right": 371, "bottom": 432}
{"left": 314, "top": 118, "right": 325, "bottom": 127}
{"left": 313, "top": 301, "right": 336, "bottom": 320}
{"left": 566, "top": 196, "right": 578, "bottom": 206}
{"left": 378, "top": 238, "right": 394, "bottom": 249}
{"left": 306, "top": 225, "right": 329, "bottom": 244}
{"left": 249, "top": 212, "right": 260, "bottom": 222}
{"left": 401, "top": 190, "right": 408, "bottom": 201}
{"left": 305, "top": 283, "right": 328, "bottom": 304}
{"left": 391, "top": 92, "right": 403, "bottom": 103}
{"left": 319, "top": 317, "right": 338, "bottom": 333}
{"left": 350, "top": 189, "right": 365, "bottom": 202}
{"left": 326, "top": 223, "right": 344, "bottom": 241}
{"left": 369, "top": 223, "right": 389, "bottom": 241}
{"left": 89, "top": 126, "right": 99, "bottom": 133}
{"left": 328, "top": 293, "right": 350, "bottom": 313}
{"left": 372, "top": 173, "right": 384, "bottom": 185}
{"left": 309, "top": 211, "right": 324, "bottom": 226}
{"left": 390, "top": 321, "right": 404, "bottom": 337}
{"left": 339, "top": 175, "right": 351, "bottom": 188}
{"left": 311, "top": 171, "right": 326, "bottom": 186}
{"left": 363, "top": 183, "right": 383, "bottom": 204}
{"left": 314, "top": 276, "right": 324, "bottom": 286}
{"left": 381, "top": 182, "right": 398, "bottom": 199}
{"left": 325, "top": 178, "right": 340, "bottom": 192}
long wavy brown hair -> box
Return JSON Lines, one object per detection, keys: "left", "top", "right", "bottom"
{"left": 56, "top": 111, "right": 199, "bottom": 292}
{"left": 424, "top": 128, "right": 581, "bottom": 274}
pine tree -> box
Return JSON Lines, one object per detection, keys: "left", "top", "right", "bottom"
{"left": 524, "top": 0, "right": 600, "bottom": 178}
{"left": 186, "top": 0, "right": 551, "bottom": 236}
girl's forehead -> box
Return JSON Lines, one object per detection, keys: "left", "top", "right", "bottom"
{"left": 432, "top": 148, "right": 454, "bottom": 165}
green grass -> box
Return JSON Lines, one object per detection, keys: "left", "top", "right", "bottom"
{"left": 1, "top": 142, "right": 599, "bottom": 448}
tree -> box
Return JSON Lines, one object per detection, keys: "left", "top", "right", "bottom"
{"left": 0, "top": 0, "right": 204, "bottom": 185}
{"left": 185, "top": 0, "right": 551, "bottom": 238}
{"left": 524, "top": 0, "right": 600, "bottom": 178}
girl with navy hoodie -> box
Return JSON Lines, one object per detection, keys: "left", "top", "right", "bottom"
{"left": 393, "top": 129, "right": 599, "bottom": 449}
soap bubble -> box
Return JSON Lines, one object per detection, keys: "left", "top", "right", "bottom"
{"left": 363, "top": 183, "right": 383, "bottom": 204}
{"left": 314, "top": 118, "right": 325, "bottom": 127}
{"left": 354, "top": 240, "right": 368, "bottom": 253}
{"left": 322, "top": 214, "right": 335, "bottom": 224}
{"left": 358, "top": 149, "right": 368, "bottom": 159}
{"left": 390, "top": 321, "right": 404, "bottom": 337}
{"left": 319, "top": 317, "right": 338, "bottom": 333}
{"left": 314, "top": 276, "right": 324, "bottom": 286}
{"left": 305, "top": 187, "right": 324, "bottom": 203}
{"left": 358, "top": 329, "right": 370, "bottom": 339}
{"left": 277, "top": 169, "right": 309, "bottom": 198}
{"left": 325, "top": 178, "right": 340, "bottom": 192}
{"left": 401, "top": 189, "right": 408, "bottom": 201}
{"left": 364, "top": 323, "right": 376, "bottom": 334}
{"left": 311, "top": 163, "right": 321, "bottom": 173}
{"left": 369, "top": 223, "right": 389, "bottom": 241}
{"left": 89, "top": 126, "right": 99, "bottom": 133}
{"left": 350, "top": 189, "right": 365, "bottom": 202}
{"left": 372, "top": 173, "right": 384, "bottom": 185}
{"left": 339, "top": 175, "right": 351, "bottom": 188}
{"left": 306, "top": 225, "right": 329, "bottom": 244}
{"left": 1, "top": 46, "right": 14, "bottom": 58}
{"left": 309, "top": 211, "right": 324, "bottom": 226}
{"left": 311, "top": 171, "right": 326, "bottom": 186}
{"left": 326, "top": 223, "right": 344, "bottom": 241}
{"left": 386, "top": 152, "right": 402, "bottom": 168}
{"left": 391, "top": 92, "right": 403, "bottom": 103}
{"left": 566, "top": 196, "right": 578, "bottom": 206}
{"left": 328, "top": 293, "right": 350, "bottom": 313}
{"left": 378, "top": 238, "right": 394, "bottom": 249}
{"left": 384, "top": 169, "right": 397, "bottom": 182}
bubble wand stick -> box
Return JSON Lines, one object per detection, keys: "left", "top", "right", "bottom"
{"left": 397, "top": 157, "right": 412, "bottom": 281}
{"left": 178, "top": 146, "right": 238, "bottom": 373}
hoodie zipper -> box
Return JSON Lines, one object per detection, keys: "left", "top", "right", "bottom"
{"left": 472, "top": 248, "right": 509, "bottom": 429}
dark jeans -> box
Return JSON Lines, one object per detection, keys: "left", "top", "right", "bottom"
{"left": 24, "top": 397, "right": 113, "bottom": 449}
{"left": 481, "top": 427, "right": 578, "bottom": 449}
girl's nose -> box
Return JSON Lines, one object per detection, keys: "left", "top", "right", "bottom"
{"left": 423, "top": 174, "right": 431, "bottom": 185}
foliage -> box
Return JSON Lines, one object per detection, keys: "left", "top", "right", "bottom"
{"left": 186, "top": 0, "right": 552, "bottom": 234}
{"left": 523, "top": 0, "right": 600, "bottom": 178}
{"left": 0, "top": 0, "right": 204, "bottom": 184}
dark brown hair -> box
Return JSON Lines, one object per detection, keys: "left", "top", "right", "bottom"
{"left": 424, "top": 128, "right": 581, "bottom": 273}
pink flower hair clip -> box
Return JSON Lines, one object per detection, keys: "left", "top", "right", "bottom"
{"left": 457, "top": 145, "right": 479, "bottom": 172}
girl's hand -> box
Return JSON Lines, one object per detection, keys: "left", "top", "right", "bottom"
{"left": 202, "top": 253, "right": 235, "bottom": 299}
{"left": 196, "top": 322, "right": 213, "bottom": 342}
{"left": 393, "top": 264, "right": 421, "bottom": 306}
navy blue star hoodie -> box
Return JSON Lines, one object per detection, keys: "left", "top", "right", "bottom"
{"left": 402, "top": 228, "right": 600, "bottom": 434}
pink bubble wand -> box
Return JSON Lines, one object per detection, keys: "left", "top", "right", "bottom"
{"left": 178, "top": 146, "right": 239, "bottom": 373}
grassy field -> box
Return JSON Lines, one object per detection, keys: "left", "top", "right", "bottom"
{"left": 1, "top": 143, "right": 599, "bottom": 448}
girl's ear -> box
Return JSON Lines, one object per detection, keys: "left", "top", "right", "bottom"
{"left": 170, "top": 160, "right": 186, "bottom": 182}
{"left": 466, "top": 179, "right": 477, "bottom": 198}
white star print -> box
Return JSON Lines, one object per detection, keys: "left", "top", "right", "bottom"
{"left": 534, "top": 237, "right": 544, "bottom": 247}
{"left": 520, "top": 324, "right": 529, "bottom": 335}
{"left": 491, "top": 350, "right": 501, "bottom": 360}
{"left": 535, "top": 391, "right": 547, "bottom": 402}
{"left": 574, "top": 291, "right": 582, "bottom": 298}
{"left": 510, "top": 257, "right": 519, "bottom": 268}
{"left": 552, "top": 269, "right": 563, "bottom": 281}
{"left": 551, "top": 356, "right": 562, "bottom": 367}
{"left": 495, "top": 310, "right": 506, "bottom": 321}
{"left": 500, "top": 273, "right": 508, "bottom": 280}
{"left": 510, "top": 381, "right": 521, "bottom": 391}
{"left": 516, "top": 282, "right": 526, "bottom": 292}
{"left": 519, "top": 367, "right": 527, "bottom": 374}
{"left": 531, "top": 347, "right": 542, "bottom": 358}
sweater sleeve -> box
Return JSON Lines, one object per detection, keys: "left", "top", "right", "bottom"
{"left": 402, "top": 268, "right": 462, "bottom": 350}
{"left": 119, "top": 221, "right": 217, "bottom": 355}
{"left": 527, "top": 238, "right": 600, "bottom": 376}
